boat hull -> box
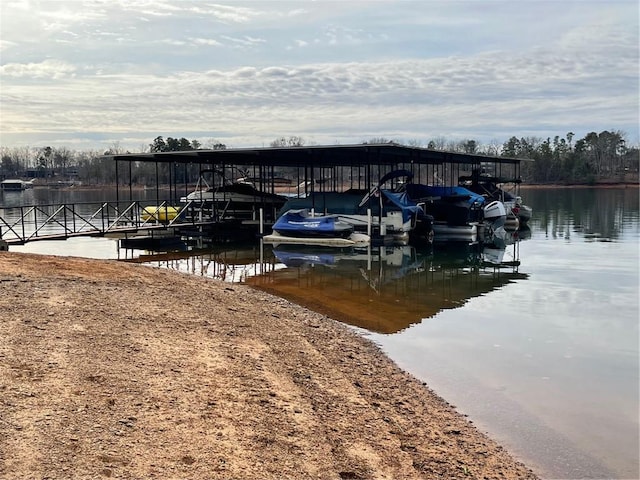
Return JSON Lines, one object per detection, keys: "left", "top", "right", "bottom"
{"left": 432, "top": 223, "right": 478, "bottom": 242}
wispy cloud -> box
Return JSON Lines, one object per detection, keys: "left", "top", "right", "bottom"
{"left": 0, "top": 59, "right": 77, "bottom": 79}
{"left": 190, "top": 37, "right": 223, "bottom": 47}
{"left": 220, "top": 35, "right": 266, "bottom": 47}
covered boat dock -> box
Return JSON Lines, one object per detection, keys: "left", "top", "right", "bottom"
{"left": 0, "top": 144, "right": 529, "bottom": 249}
{"left": 104, "top": 143, "right": 526, "bottom": 204}
{"left": 103, "top": 144, "right": 528, "bottom": 243}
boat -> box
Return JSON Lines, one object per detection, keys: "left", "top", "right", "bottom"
{"left": 1, "top": 179, "right": 34, "bottom": 191}
{"left": 266, "top": 208, "right": 372, "bottom": 247}
{"left": 180, "top": 170, "right": 287, "bottom": 220}
{"left": 458, "top": 170, "right": 532, "bottom": 225}
{"left": 181, "top": 181, "right": 287, "bottom": 209}
{"left": 404, "top": 183, "right": 507, "bottom": 241}
{"left": 140, "top": 205, "right": 182, "bottom": 223}
{"left": 274, "top": 170, "right": 433, "bottom": 245}
{"left": 272, "top": 209, "right": 355, "bottom": 238}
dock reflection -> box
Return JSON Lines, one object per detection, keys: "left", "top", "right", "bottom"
{"left": 248, "top": 236, "right": 528, "bottom": 334}
{"left": 122, "top": 228, "right": 529, "bottom": 334}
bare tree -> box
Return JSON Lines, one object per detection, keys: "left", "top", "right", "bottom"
{"left": 270, "top": 136, "right": 306, "bottom": 147}
{"left": 427, "top": 136, "right": 447, "bottom": 150}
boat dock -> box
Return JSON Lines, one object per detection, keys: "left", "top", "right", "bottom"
{"left": 1, "top": 143, "right": 531, "bottom": 249}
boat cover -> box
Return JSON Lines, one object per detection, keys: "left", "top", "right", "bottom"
{"left": 379, "top": 190, "right": 425, "bottom": 224}
{"left": 273, "top": 209, "right": 354, "bottom": 237}
{"left": 405, "top": 184, "right": 485, "bottom": 206}
{"left": 278, "top": 190, "right": 423, "bottom": 223}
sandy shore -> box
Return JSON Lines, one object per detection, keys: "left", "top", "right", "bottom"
{"left": 0, "top": 252, "right": 538, "bottom": 479}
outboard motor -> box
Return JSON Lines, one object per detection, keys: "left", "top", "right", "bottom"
{"left": 483, "top": 200, "right": 507, "bottom": 229}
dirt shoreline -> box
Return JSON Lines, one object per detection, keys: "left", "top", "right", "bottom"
{"left": 0, "top": 252, "right": 538, "bottom": 479}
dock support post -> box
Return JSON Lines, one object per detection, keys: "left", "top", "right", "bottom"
{"left": 259, "top": 208, "right": 264, "bottom": 235}
{"left": 0, "top": 239, "right": 8, "bottom": 252}
{"left": 367, "top": 209, "right": 372, "bottom": 237}
{"left": 259, "top": 239, "right": 264, "bottom": 274}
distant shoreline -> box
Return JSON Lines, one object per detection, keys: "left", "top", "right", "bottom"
{"left": 519, "top": 182, "right": 638, "bottom": 189}
{"left": 18, "top": 180, "right": 640, "bottom": 190}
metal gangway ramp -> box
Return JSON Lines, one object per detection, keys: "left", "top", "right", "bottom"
{"left": 0, "top": 200, "right": 206, "bottom": 246}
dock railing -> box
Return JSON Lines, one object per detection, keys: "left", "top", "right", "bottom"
{"left": 0, "top": 200, "right": 201, "bottom": 245}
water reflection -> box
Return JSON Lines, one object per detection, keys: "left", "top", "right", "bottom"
{"left": 0, "top": 186, "right": 163, "bottom": 207}
{"left": 524, "top": 187, "right": 639, "bottom": 241}
{"left": 119, "top": 236, "right": 528, "bottom": 334}
{"left": 250, "top": 241, "right": 527, "bottom": 334}
{"left": 0, "top": 189, "right": 37, "bottom": 208}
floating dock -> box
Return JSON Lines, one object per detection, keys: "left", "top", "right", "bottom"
{"left": 262, "top": 232, "right": 371, "bottom": 248}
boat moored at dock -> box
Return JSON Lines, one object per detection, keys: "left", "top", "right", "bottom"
{"left": 458, "top": 170, "right": 532, "bottom": 226}
{"left": 272, "top": 209, "right": 355, "bottom": 238}
{"left": 405, "top": 183, "right": 508, "bottom": 242}
{"left": 179, "top": 169, "right": 287, "bottom": 221}
{"left": 273, "top": 170, "right": 433, "bottom": 246}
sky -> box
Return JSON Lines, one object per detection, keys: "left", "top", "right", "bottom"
{"left": 0, "top": 0, "right": 638, "bottom": 152}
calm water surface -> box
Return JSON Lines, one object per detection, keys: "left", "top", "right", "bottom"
{"left": 3, "top": 186, "right": 638, "bottom": 479}
{"left": 372, "top": 188, "right": 639, "bottom": 480}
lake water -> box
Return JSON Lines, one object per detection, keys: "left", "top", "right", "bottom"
{"left": 2, "top": 186, "right": 638, "bottom": 479}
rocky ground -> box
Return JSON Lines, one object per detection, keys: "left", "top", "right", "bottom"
{"left": 0, "top": 252, "right": 539, "bottom": 479}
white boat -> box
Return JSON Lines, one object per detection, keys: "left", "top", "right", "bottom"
{"left": 181, "top": 181, "right": 285, "bottom": 205}
{"left": 510, "top": 198, "right": 532, "bottom": 224}
{"left": 180, "top": 172, "right": 287, "bottom": 220}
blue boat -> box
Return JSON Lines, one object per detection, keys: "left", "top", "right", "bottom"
{"left": 272, "top": 209, "right": 355, "bottom": 238}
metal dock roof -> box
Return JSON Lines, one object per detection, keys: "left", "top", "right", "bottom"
{"left": 103, "top": 143, "right": 527, "bottom": 168}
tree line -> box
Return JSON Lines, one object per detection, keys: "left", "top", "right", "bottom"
{"left": 1, "top": 131, "right": 637, "bottom": 186}
{"left": 500, "top": 131, "right": 637, "bottom": 184}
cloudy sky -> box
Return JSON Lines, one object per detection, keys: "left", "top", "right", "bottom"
{"left": 1, "top": 0, "right": 638, "bottom": 152}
